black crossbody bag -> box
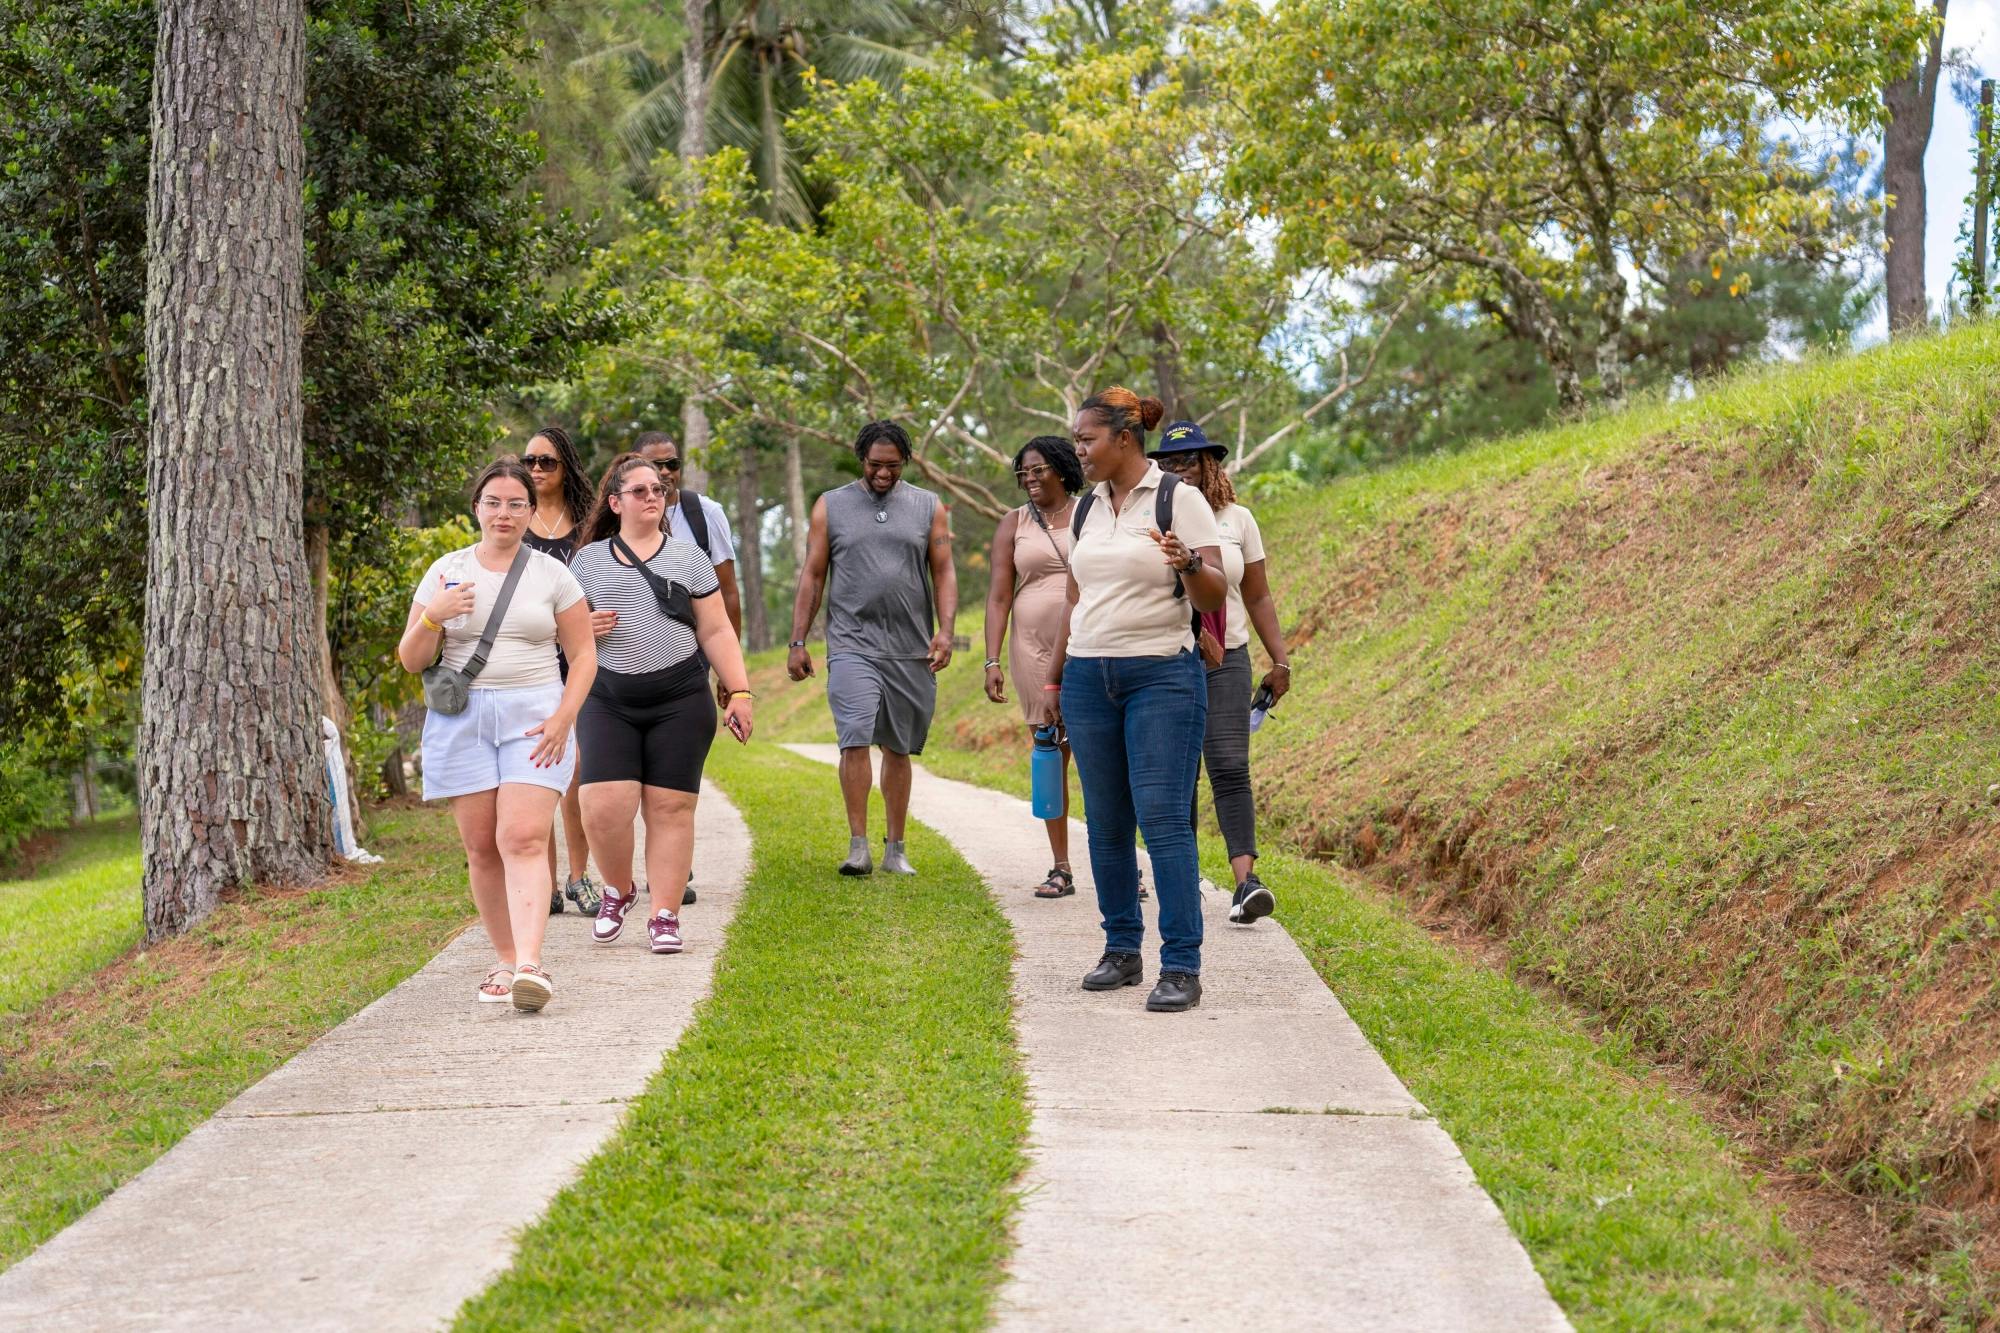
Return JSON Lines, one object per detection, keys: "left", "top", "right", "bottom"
{"left": 612, "top": 534, "right": 701, "bottom": 630}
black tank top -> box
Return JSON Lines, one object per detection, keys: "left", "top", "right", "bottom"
{"left": 522, "top": 526, "right": 579, "bottom": 564}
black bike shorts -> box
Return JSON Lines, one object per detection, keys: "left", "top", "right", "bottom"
{"left": 576, "top": 657, "right": 715, "bottom": 792}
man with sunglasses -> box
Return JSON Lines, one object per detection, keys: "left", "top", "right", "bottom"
{"left": 788, "top": 419, "right": 958, "bottom": 877}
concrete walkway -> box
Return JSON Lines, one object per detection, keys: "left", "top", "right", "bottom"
{"left": 0, "top": 783, "right": 749, "bottom": 1332}
{"left": 785, "top": 744, "right": 1569, "bottom": 1331}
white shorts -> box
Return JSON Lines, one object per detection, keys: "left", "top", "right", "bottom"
{"left": 421, "top": 683, "right": 576, "bottom": 801}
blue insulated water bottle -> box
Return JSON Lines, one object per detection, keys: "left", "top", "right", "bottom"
{"left": 1031, "top": 724, "right": 1063, "bottom": 820}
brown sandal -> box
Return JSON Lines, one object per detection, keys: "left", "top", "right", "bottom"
{"left": 478, "top": 966, "right": 514, "bottom": 1004}
{"left": 1034, "top": 867, "right": 1076, "bottom": 899}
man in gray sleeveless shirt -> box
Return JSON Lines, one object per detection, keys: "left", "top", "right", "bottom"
{"left": 788, "top": 420, "right": 958, "bottom": 875}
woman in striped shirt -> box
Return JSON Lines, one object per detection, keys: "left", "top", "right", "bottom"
{"left": 569, "top": 454, "right": 755, "bottom": 956}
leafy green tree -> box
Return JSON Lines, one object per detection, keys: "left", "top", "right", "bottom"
{"left": 0, "top": 0, "right": 613, "bottom": 736}
{"left": 1221, "top": 0, "right": 1931, "bottom": 409}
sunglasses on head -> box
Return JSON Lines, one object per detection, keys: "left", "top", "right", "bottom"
{"left": 523, "top": 454, "right": 561, "bottom": 471}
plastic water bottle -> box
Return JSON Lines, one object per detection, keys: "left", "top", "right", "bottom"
{"left": 442, "top": 551, "right": 473, "bottom": 630}
{"left": 1248, "top": 683, "right": 1277, "bottom": 734}
{"left": 1030, "top": 724, "right": 1064, "bottom": 819}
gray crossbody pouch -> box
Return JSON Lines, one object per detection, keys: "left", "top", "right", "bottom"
{"left": 422, "top": 545, "right": 529, "bottom": 716}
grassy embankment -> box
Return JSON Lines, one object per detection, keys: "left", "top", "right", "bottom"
{"left": 0, "top": 806, "right": 474, "bottom": 1268}
{"left": 456, "top": 740, "right": 1025, "bottom": 1331}
{"left": 753, "top": 324, "right": 2000, "bottom": 1326}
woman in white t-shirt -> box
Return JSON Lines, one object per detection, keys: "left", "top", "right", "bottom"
{"left": 1151, "top": 421, "right": 1292, "bottom": 928}
{"left": 398, "top": 459, "right": 597, "bottom": 1012}
{"left": 1049, "top": 387, "right": 1225, "bottom": 1014}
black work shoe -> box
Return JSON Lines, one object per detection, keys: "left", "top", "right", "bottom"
{"left": 1081, "top": 951, "right": 1144, "bottom": 991}
{"left": 1230, "top": 874, "right": 1275, "bottom": 924}
{"left": 1146, "top": 970, "right": 1202, "bottom": 1012}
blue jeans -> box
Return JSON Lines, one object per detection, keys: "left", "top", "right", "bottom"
{"left": 1061, "top": 650, "right": 1209, "bottom": 973}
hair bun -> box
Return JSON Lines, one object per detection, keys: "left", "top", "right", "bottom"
{"left": 1138, "top": 397, "right": 1165, "bottom": 431}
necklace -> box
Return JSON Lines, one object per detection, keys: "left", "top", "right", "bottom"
{"left": 531, "top": 504, "right": 568, "bottom": 539}
{"left": 870, "top": 480, "right": 895, "bottom": 523}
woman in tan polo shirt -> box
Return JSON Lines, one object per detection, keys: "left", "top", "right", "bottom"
{"left": 1049, "top": 387, "right": 1225, "bottom": 1013}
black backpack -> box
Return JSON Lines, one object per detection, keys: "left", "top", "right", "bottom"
{"left": 1070, "top": 471, "right": 1187, "bottom": 602}
{"left": 676, "top": 489, "right": 714, "bottom": 560}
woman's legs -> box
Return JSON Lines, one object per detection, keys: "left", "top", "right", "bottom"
{"left": 1202, "top": 648, "right": 1258, "bottom": 884}
{"left": 1122, "top": 652, "right": 1208, "bottom": 975}
{"left": 1062, "top": 660, "right": 1142, "bottom": 955}
{"left": 494, "top": 783, "right": 561, "bottom": 967}
{"left": 450, "top": 790, "right": 512, "bottom": 966}
{"left": 580, "top": 780, "right": 642, "bottom": 897}
{"left": 641, "top": 785, "right": 698, "bottom": 916}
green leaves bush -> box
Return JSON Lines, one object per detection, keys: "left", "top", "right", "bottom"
{"left": 0, "top": 743, "right": 69, "bottom": 864}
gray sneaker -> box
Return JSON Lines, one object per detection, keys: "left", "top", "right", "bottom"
{"left": 565, "top": 872, "right": 601, "bottom": 915}
{"left": 839, "top": 835, "right": 873, "bottom": 877}
{"left": 881, "top": 840, "right": 916, "bottom": 876}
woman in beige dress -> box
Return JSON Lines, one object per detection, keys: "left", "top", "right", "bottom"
{"left": 984, "top": 435, "right": 1085, "bottom": 897}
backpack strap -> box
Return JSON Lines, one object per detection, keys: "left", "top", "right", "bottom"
{"left": 1157, "top": 471, "right": 1188, "bottom": 603}
{"left": 677, "top": 490, "right": 712, "bottom": 560}
{"left": 1071, "top": 488, "right": 1097, "bottom": 541}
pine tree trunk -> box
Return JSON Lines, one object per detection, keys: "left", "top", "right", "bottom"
{"left": 1884, "top": 2, "right": 1947, "bottom": 336}
{"left": 735, "top": 453, "right": 770, "bottom": 650}
{"left": 784, "top": 434, "right": 807, "bottom": 573}
{"left": 141, "top": 0, "right": 328, "bottom": 941}
{"left": 678, "top": 0, "right": 712, "bottom": 491}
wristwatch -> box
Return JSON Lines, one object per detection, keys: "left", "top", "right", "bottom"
{"left": 1178, "top": 551, "right": 1203, "bottom": 576}
{"left": 789, "top": 639, "right": 807, "bottom": 649}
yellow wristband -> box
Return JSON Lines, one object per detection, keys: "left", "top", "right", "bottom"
{"left": 728, "top": 690, "right": 755, "bottom": 701}
{"left": 420, "top": 613, "right": 444, "bottom": 633}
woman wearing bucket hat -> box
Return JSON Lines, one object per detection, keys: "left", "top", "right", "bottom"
{"left": 1151, "top": 419, "right": 1292, "bottom": 925}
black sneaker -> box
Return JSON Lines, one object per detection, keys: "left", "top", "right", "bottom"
{"left": 1146, "top": 970, "right": 1202, "bottom": 1012}
{"left": 683, "top": 870, "right": 696, "bottom": 906}
{"left": 1137, "top": 867, "right": 1149, "bottom": 902}
{"left": 549, "top": 886, "right": 564, "bottom": 915}
{"left": 1229, "top": 874, "right": 1275, "bottom": 924}
{"left": 1081, "top": 951, "right": 1143, "bottom": 991}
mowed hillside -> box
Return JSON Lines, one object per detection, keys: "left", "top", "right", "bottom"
{"left": 756, "top": 326, "right": 2000, "bottom": 1242}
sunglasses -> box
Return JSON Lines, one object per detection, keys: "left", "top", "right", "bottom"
{"left": 523, "top": 454, "right": 561, "bottom": 471}
{"left": 619, "top": 483, "right": 670, "bottom": 500}
{"left": 1155, "top": 453, "right": 1203, "bottom": 472}
{"left": 1013, "top": 463, "right": 1053, "bottom": 486}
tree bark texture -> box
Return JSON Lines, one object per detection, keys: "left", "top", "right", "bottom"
{"left": 1884, "top": 1, "right": 1947, "bottom": 335}
{"left": 734, "top": 454, "right": 770, "bottom": 651}
{"left": 677, "top": 0, "right": 713, "bottom": 492}
{"left": 141, "top": 0, "right": 329, "bottom": 941}
{"left": 784, "top": 433, "right": 808, "bottom": 573}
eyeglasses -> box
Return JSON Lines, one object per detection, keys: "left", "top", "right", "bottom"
{"left": 1014, "top": 464, "right": 1052, "bottom": 486}
{"left": 620, "top": 483, "right": 670, "bottom": 500}
{"left": 523, "top": 455, "right": 561, "bottom": 471}
{"left": 656, "top": 456, "right": 683, "bottom": 472}
{"left": 1155, "top": 453, "right": 1201, "bottom": 472}
{"left": 477, "top": 498, "right": 533, "bottom": 515}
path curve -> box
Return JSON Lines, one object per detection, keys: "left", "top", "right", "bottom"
{"left": 784, "top": 744, "right": 1568, "bottom": 1332}
{"left": 0, "top": 782, "right": 750, "bottom": 1332}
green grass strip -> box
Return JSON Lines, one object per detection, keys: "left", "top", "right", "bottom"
{"left": 455, "top": 742, "right": 1027, "bottom": 1331}
{"left": 1222, "top": 845, "right": 1866, "bottom": 1330}
{"left": 0, "top": 815, "right": 143, "bottom": 1019}
{"left": 1, "top": 807, "right": 474, "bottom": 1267}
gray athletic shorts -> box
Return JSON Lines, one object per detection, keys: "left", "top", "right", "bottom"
{"left": 827, "top": 653, "right": 937, "bottom": 755}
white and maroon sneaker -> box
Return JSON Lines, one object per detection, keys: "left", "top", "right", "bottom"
{"left": 646, "top": 910, "right": 683, "bottom": 955}
{"left": 594, "top": 886, "right": 637, "bottom": 944}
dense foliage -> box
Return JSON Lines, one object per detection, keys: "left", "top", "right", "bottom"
{"left": 0, "top": 0, "right": 614, "bottom": 737}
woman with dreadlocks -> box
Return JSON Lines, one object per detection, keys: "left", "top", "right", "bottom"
{"left": 520, "top": 425, "right": 603, "bottom": 918}
{"left": 984, "top": 435, "right": 1087, "bottom": 899}
{"left": 1150, "top": 420, "right": 1291, "bottom": 927}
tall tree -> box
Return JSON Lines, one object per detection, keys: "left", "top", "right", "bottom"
{"left": 1883, "top": 0, "right": 1949, "bottom": 334}
{"left": 679, "top": 0, "right": 714, "bottom": 491}
{"left": 142, "top": 0, "right": 328, "bottom": 937}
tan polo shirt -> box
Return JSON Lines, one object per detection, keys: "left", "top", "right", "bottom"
{"left": 1067, "top": 463, "right": 1223, "bottom": 658}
